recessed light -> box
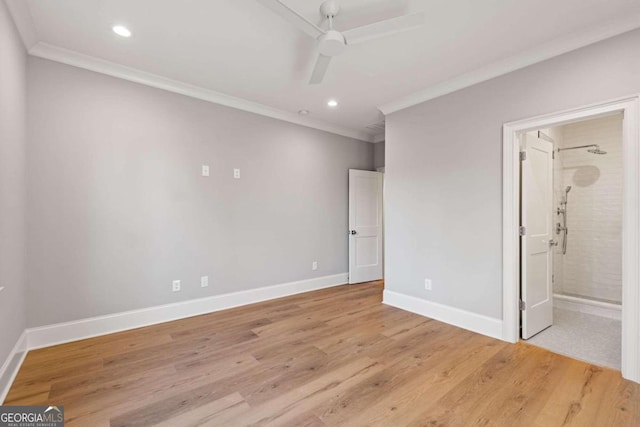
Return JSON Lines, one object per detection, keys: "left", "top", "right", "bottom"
{"left": 327, "top": 99, "right": 338, "bottom": 108}
{"left": 298, "top": 109, "right": 310, "bottom": 115}
{"left": 112, "top": 25, "right": 131, "bottom": 38}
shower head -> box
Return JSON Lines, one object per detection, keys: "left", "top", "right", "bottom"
{"left": 562, "top": 185, "right": 572, "bottom": 205}
{"left": 587, "top": 147, "right": 607, "bottom": 154}
{"left": 558, "top": 144, "right": 607, "bottom": 155}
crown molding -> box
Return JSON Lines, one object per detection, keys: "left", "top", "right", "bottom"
{"left": 10, "top": 0, "right": 639, "bottom": 139}
{"left": 28, "top": 43, "right": 374, "bottom": 142}
{"left": 4, "top": 0, "right": 38, "bottom": 50}
{"left": 379, "top": 13, "right": 640, "bottom": 115}
{"left": 5, "top": 0, "right": 374, "bottom": 142}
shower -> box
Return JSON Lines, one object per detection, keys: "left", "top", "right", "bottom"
{"left": 522, "top": 116, "right": 624, "bottom": 372}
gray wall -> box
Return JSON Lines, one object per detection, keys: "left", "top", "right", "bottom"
{"left": 385, "top": 28, "right": 640, "bottom": 319}
{"left": 27, "top": 58, "right": 374, "bottom": 327}
{"left": 374, "top": 142, "right": 385, "bottom": 169}
{"left": 0, "top": 1, "right": 27, "bottom": 381}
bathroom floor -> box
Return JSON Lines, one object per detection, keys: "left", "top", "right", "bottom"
{"left": 525, "top": 307, "right": 621, "bottom": 370}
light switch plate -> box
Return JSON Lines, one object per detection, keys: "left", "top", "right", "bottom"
{"left": 202, "top": 165, "right": 210, "bottom": 177}
{"left": 234, "top": 168, "right": 240, "bottom": 179}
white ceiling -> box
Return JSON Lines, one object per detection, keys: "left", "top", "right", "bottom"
{"left": 11, "top": 0, "right": 640, "bottom": 141}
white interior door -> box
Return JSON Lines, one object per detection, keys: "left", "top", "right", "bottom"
{"left": 521, "top": 131, "right": 554, "bottom": 339}
{"left": 349, "top": 169, "right": 383, "bottom": 284}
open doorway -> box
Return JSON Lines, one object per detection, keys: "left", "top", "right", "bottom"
{"left": 502, "top": 96, "right": 640, "bottom": 383}
{"left": 520, "top": 114, "right": 623, "bottom": 369}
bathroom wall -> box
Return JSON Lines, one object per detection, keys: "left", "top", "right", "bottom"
{"left": 554, "top": 114, "right": 623, "bottom": 303}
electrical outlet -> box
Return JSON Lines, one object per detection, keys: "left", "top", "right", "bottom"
{"left": 424, "top": 279, "right": 432, "bottom": 291}
{"left": 201, "top": 276, "right": 209, "bottom": 288}
{"left": 172, "top": 280, "right": 181, "bottom": 292}
{"left": 202, "top": 165, "right": 210, "bottom": 177}
{"left": 233, "top": 168, "right": 241, "bottom": 179}
{"left": 312, "top": 261, "right": 318, "bottom": 271}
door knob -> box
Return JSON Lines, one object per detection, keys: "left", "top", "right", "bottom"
{"left": 350, "top": 230, "right": 356, "bottom": 235}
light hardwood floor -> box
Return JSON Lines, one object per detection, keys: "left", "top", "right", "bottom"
{"left": 5, "top": 281, "right": 640, "bottom": 426}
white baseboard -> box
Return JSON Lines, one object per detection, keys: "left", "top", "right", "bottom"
{"left": 0, "top": 331, "right": 27, "bottom": 404}
{"left": 26, "top": 273, "right": 348, "bottom": 351}
{"left": 553, "top": 293, "right": 621, "bottom": 321}
{"left": 383, "top": 290, "right": 503, "bottom": 340}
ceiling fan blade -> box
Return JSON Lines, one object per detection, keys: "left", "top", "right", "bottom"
{"left": 256, "top": 0, "right": 325, "bottom": 39}
{"left": 309, "top": 54, "right": 332, "bottom": 84}
{"left": 343, "top": 12, "right": 424, "bottom": 45}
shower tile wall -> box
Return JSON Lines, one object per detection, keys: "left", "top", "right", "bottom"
{"left": 553, "top": 114, "right": 623, "bottom": 303}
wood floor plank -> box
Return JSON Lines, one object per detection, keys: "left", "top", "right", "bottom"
{"left": 4, "top": 280, "right": 639, "bottom": 426}
{"left": 3, "top": 389, "right": 51, "bottom": 406}
{"left": 408, "top": 343, "right": 544, "bottom": 426}
{"left": 312, "top": 326, "right": 495, "bottom": 425}
{"left": 22, "top": 331, "right": 175, "bottom": 364}
{"left": 152, "top": 392, "right": 248, "bottom": 427}
{"left": 240, "top": 347, "right": 331, "bottom": 406}
{"left": 472, "top": 347, "right": 570, "bottom": 426}
{"left": 339, "top": 333, "right": 505, "bottom": 426}
{"left": 57, "top": 352, "right": 260, "bottom": 425}
{"left": 48, "top": 364, "right": 178, "bottom": 401}
{"left": 9, "top": 358, "right": 104, "bottom": 388}
{"left": 232, "top": 357, "right": 384, "bottom": 426}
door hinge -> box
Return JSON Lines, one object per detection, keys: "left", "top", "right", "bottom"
{"left": 519, "top": 226, "right": 526, "bottom": 236}
{"left": 552, "top": 150, "right": 555, "bottom": 160}
{"left": 519, "top": 300, "right": 526, "bottom": 310}
{"left": 519, "top": 151, "right": 527, "bottom": 161}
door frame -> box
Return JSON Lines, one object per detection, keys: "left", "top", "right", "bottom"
{"left": 502, "top": 95, "right": 640, "bottom": 383}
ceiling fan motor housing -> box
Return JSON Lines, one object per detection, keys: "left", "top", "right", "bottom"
{"left": 318, "top": 30, "right": 346, "bottom": 56}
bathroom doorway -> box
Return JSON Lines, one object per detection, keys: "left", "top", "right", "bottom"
{"left": 502, "top": 96, "right": 640, "bottom": 383}
{"left": 522, "top": 114, "right": 623, "bottom": 369}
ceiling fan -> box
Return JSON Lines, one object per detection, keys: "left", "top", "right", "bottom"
{"left": 257, "top": 0, "right": 424, "bottom": 84}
